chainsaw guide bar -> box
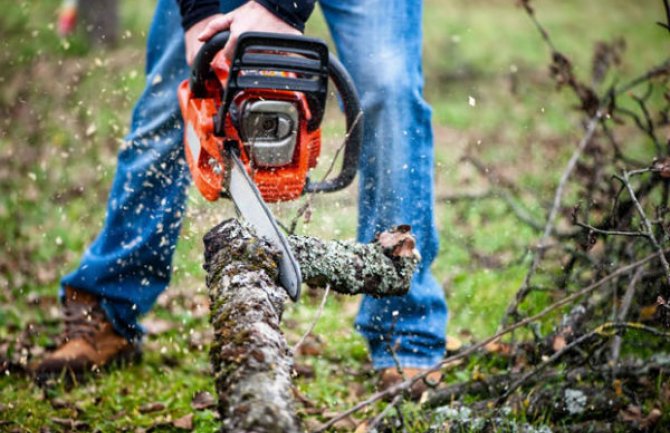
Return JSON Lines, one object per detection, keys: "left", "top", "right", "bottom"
{"left": 227, "top": 149, "right": 302, "bottom": 301}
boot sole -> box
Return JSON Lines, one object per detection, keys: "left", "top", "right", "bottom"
{"left": 34, "top": 346, "right": 143, "bottom": 387}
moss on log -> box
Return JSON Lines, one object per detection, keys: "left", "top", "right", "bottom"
{"left": 204, "top": 220, "right": 299, "bottom": 433}
{"left": 203, "top": 219, "right": 419, "bottom": 432}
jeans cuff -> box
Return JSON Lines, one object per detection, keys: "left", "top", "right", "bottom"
{"left": 369, "top": 354, "right": 445, "bottom": 371}
{"left": 99, "top": 298, "right": 145, "bottom": 345}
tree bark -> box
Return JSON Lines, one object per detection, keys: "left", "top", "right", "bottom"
{"left": 288, "top": 224, "right": 419, "bottom": 296}
{"left": 203, "top": 219, "right": 419, "bottom": 432}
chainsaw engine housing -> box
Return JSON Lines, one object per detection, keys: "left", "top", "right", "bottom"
{"left": 178, "top": 32, "right": 362, "bottom": 204}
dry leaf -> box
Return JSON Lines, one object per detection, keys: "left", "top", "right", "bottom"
{"left": 191, "top": 391, "right": 216, "bottom": 411}
{"left": 354, "top": 420, "right": 369, "bottom": 433}
{"left": 138, "top": 402, "right": 165, "bottom": 414}
{"left": 484, "top": 340, "right": 513, "bottom": 356}
{"left": 620, "top": 404, "right": 642, "bottom": 423}
{"left": 653, "top": 157, "right": 670, "bottom": 178}
{"left": 173, "top": 413, "right": 194, "bottom": 430}
{"left": 552, "top": 335, "right": 567, "bottom": 352}
{"left": 642, "top": 408, "right": 662, "bottom": 428}
{"left": 295, "top": 333, "right": 323, "bottom": 357}
{"left": 293, "top": 362, "right": 315, "bottom": 378}
{"left": 332, "top": 415, "right": 358, "bottom": 431}
{"left": 446, "top": 335, "right": 463, "bottom": 352}
{"left": 640, "top": 304, "right": 659, "bottom": 321}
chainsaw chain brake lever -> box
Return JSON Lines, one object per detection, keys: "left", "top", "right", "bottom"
{"left": 191, "top": 31, "right": 364, "bottom": 196}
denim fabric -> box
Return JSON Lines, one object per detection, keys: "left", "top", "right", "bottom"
{"left": 61, "top": 0, "right": 447, "bottom": 368}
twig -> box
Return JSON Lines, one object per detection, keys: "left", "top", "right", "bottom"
{"left": 600, "top": 120, "right": 646, "bottom": 167}
{"left": 610, "top": 267, "right": 644, "bottom": 363}
{"left": 364, "top": 395, "right": 403, "bottom": 433}
{"left": 461, "top": 153, "right": 522, "bottom": 194}
{"left": 460, "top": 155, "right": 547, "bottom": 232}
{"left": 287, "top": 111, "right": 362, "bottom": 235}
{"left": 660, "top": 0, "right": 670, "bottom": 32}
{"left": 613, "top": 58, "right": 670, "bottom": 96}
{"left": 292, "top": 284, "right": 330, "bottom": 354}
{"left": 502, "top": 111, "right": 603, "bottom": 325}
{"left": 617, "top": 170, "right": 670, "bottom": 288}
{"left": 519, "top": 0, "right": 557, "bottom": 53}
{"left": 384, "top": 313, "right": 406, "bottom": 381}
{"left": 435, "top": 191, "right": 494, "bottom": 203}
{"left": 573, "top": 221, "right": 649, "bottom": 238}
{"left": 428, "top": 359, "right": 670, "bottom": 408}
{"left": 309, "top": 250, "right": 665, "bottom": 433}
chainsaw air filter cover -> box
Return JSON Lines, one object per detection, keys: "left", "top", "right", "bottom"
{"left": 240, "top": 99, "right": 298, "bottom": 167}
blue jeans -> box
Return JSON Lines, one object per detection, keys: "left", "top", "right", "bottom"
{"left": 62, "top": 0, "right": 447, "bottom": 369}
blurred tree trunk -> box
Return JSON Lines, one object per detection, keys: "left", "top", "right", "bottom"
{"left": 80, "top": 0, "right": 119, "bottom": 46}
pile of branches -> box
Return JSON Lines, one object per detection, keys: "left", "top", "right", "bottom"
{"left": 315, "top": 2, "right": 670, "bottom": 432}
{"left": 423, "top": 1, "right": 670, "bottom": 431}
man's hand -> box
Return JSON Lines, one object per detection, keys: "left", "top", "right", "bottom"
{"left": 185, "top": 1, "right": 300, "bottom": 66}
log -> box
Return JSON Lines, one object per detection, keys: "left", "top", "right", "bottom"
{"left": 203, "top": 219, "right": 419, "bottom": 432}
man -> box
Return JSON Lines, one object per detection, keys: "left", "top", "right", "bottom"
{"left": 37, "top": 0, "right": 447, "bottom": 395}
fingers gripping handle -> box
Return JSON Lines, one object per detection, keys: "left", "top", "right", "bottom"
{"left": 190, "top": 31, "right": 231, "bottom": 98}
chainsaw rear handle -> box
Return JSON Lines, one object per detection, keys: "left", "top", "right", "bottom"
{"left": 303, "top": 54, "right": 362, "bottom": 195}
{"left": 190, "top": 31, "right": 363, "bottom": 195}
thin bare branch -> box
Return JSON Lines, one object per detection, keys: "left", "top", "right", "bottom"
{"left": 617, "top": 170, "right": 670, "bottom": 288}
{"left": 574, "top": 220, "right": 649, "bottom": 239}
{"left": 502, "top": 111, "right": 603, "bottom": 325}
{"left": 610, "top": 267, "right": 645, "bottom": 362}
{"left": 292, "top": 284, "right": 330, "bottom": 354}
{"left": 364, "top": 395, "right": 403, "bottom": 433}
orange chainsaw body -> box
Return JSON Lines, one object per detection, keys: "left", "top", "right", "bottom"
{"left": 178, "top": 50, "right": 322, "bottom": 203}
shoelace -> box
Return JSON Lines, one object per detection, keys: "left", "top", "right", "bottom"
{"left": 63, "top": 300, "right": 106, "bottom": 347}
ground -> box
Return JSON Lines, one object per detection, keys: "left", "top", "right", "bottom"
{"left": 0, "top": 0, "right": 667, "bottom": 431}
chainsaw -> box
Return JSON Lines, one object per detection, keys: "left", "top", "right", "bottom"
{"left": 178, "top": 31, "right": 363, "bottom": 301}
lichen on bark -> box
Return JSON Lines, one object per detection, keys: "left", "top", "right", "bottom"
{"left": 288, "top": 225, "right": 419, "bottom": 296}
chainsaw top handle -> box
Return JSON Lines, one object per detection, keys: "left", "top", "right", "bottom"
{"left": 190, "top": 31, "right": 363, "bottom": 195}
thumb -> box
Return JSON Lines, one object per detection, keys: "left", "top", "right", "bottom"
{"left": 198, "top": 14, "right": 233, "bottom": 41}
{"left": 221, "top": 32, "right": 239, "bottom": 61}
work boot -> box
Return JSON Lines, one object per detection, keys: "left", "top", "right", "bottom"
{"left": 378, "top": 367, "right": 442, "bottom": 401}
{"left": 34, "top": 286, "right": 141, "bottom": 382}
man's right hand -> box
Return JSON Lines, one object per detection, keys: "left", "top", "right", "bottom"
{"left": 185, "top": 1, "right": 301, "bottom": 66}
{"left": 185, "top": 15, "right": 217, "bottom": 66}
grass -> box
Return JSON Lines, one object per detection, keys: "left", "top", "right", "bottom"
{"left": 0, "top": 0, "right": 667, "bottom": 431}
